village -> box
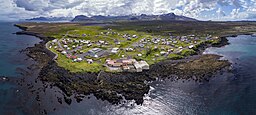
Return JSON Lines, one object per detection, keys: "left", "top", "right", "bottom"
{"left": 47, "top": 27, "right": 218, "bottom": 72}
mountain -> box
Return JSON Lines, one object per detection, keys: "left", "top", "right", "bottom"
{"left": 26, "top": 17, "right": 72, "bottom": 22}
{"left": 71, "top": 13, "right": 197, "bottom": 22}
{"left": 71, "top": 15, "right": 92, "bottom": 22}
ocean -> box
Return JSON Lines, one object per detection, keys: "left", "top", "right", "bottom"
{"left": 0, "top": 22, "right": 41, "bottom": 114}
{"left": 0, "top": 22, "right": 256, "bottom": 115}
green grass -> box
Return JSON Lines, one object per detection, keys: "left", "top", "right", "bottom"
{"left": 56, "top": 52, "right": 103, "bottom": 73}
{"left": 27, "top": 21, "right": 250, "bottom": 73}
{"left": 168, "top": 54, "right": 184, "bottom": 60}
{"left": 47, "top": 25, "right": 203, "bottom": 73}
{"left": 180, "top": 49, "right": 197, "bottom": 56}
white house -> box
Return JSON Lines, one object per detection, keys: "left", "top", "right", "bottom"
{"left": 132, "top": 35, "right": 137, "bottom": 38}
{"left": 134, "top": 62, "right": 143, "bottom": 72}
{"left": 160, "top": 51, "right": 167, "bottom": 55}
{"left": 87, "top": 59, "right": 93, "bottom": 64}
{"left": 52, "top": 39, "right": 58, "bottom": 43}
{"left": 61, "top": 51, "right": 67, "bottom": 55}
{"left": 189, "top": 45, "right": 194, "bottom": 49}
{"left": 77, "top": 58, "right": 83, "bottom": 62}
{"left": 139, "top": 61, "right": 149, "bottom": 70}
{"left": 111, "top": 48, "right": 119, "bottom": 53}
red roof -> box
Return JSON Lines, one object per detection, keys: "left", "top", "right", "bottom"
{"left": 71, "top": 56, "right": 77, "bottom": 59}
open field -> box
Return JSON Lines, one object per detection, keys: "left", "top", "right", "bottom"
{"left": 16, "top": 21, "right": 256, "bottom": 73}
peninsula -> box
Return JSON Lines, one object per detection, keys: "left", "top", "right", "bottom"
{"left": 15, "top": 20, "right": 256, "bottom": 104}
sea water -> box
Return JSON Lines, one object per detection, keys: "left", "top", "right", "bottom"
{"left": 0, "top": 22, "right": 41, "bottom": 115}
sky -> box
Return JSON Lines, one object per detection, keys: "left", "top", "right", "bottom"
{"left": 1, "top": 0, "right": 256, "bottom": 21}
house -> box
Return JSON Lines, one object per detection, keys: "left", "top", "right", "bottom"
{"left": 127, "top": 37, "right": 132, "bottom": 41}
{"left": 109, "top": 62, "right": 123, "bottom": 67}
{"left": 77, "top": 58, "right": 83, "bottom": 62}
{"left": 61, "top": 51, "right": 67, "bottom": 55}
{"left": 52, "top": 39, "right": 58, "bottom": 43}
{"left": 82, "top": 34, "right": 87, "bottom": 37}
{"left": 87, "top": 59, "right": 93, "bottom": 64}
{"left": 189, "top": 45, "right": 194, "bottom": 49}
{"left": 71, "top": 56, "right": 77, "bottom": 59}
{"left": 106, "top": 59, "right": 122, "bottom": 67}
{"left": 134, "top": 62, "right": 143, "bottom": 72}
{"left": 125, "top": 48, "right": 134, "bottom": 52}
{"left": 123, "top": 66, "right": 130, "bottom": 71}
{"left": 106, "top": 60, "right": 114, "bottom": 65}
{"left": 160, "top": 51, "right": 167, "bottom": 55}
{"left": 99, "top": 40, "right": 105, "bottom": 44}
{"left": 139, "top": 44, "right": 144, "bottom": 48}
{"left": 139, "top": 61, "right": 149, "bottom": 70}
{"left": 122, "top": 59, "right": 134, "bottom": 65}
{"left": 84, "top": 40, "right": 90, "bottom": 44}
{"left": 133, "top": 61, "right": 149, "bottom": 72}
{"left": 168, "top": 49, "right": 174, "bottom": 53}
{"left": 88, "top": 48, "right": 103, "bottom": 58}
{"left": 87, "top": 44, "right": 92, "bottom": 47}
{"left": 111, "top": 48, "right": 119, "bottom": 53}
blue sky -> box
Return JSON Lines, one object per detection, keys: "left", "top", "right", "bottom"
{"left": 1, "top": 0, "right": 256, "bottom": 21}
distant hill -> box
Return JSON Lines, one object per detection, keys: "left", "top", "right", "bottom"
{"left": 26, "top": 17, "right": 72, "bottom": 22}
{"left": 71, "top": 13, "right": 197, "bottom": 22}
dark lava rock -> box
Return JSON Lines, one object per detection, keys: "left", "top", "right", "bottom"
{"left": 57, "top": 97, "right": 62, "bottom": 104}
{"left": 64, "top": 96, "right": 72, "bottom": 105}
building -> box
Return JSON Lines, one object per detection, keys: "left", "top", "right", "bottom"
{"left": 123, "top": 66, "right": 130, "bottom": 71}
{"left": 122, "top": 59, "right": 135, "bottom": 65}
{"left": 87, "top": 59, "right": 93, "bottom": 64}
{"left": 111, "top": 48, "right": 119, "bottom": 54}
{"left": 189, "top": 45, "right": 194, "bottom": 49}
{"left": 88, "top": 48, "right": 104, "bottom": 58}
{"left": 139, "top": 61, "right": 150, "bottom": 70}
{"left": 106, "top": 58, "right": 149, "bottom": 72}
{"left": 134, "top": 62, "right": 143, "bottom": 72}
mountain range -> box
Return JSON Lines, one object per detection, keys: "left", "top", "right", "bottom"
{"left": 71, "top": 13, "right": 197, "bottom": 22}
{"left": 26, "top": 13, "right": 197, "bottom": 22}
{"left": 26, "top": 17, "right": 73, "bottom": 22}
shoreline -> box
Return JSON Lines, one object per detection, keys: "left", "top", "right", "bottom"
{"left": 14, "top": 23, "right": 233, "bottom": 105}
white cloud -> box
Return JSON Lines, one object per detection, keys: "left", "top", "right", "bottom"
{"left": 0, "top": 0, "right": 256, "bottom": 21}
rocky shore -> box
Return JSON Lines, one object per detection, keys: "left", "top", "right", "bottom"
{"left": 15, "top": 24, "right": 232, "bottom": 105}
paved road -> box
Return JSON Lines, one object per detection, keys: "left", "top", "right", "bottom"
{"left": 45, "top": 39, "right": 58, "bottom": 60}
{"left": 57, "top": 31, "right": 69, "bottom": 51}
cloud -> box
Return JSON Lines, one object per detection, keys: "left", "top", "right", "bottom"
{"left": 0, "top": 0, "right": 256, "bottom": 21}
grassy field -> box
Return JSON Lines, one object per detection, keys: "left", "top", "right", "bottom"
{"left": 17, "top": 21, "right": 256, "bottom": 73}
